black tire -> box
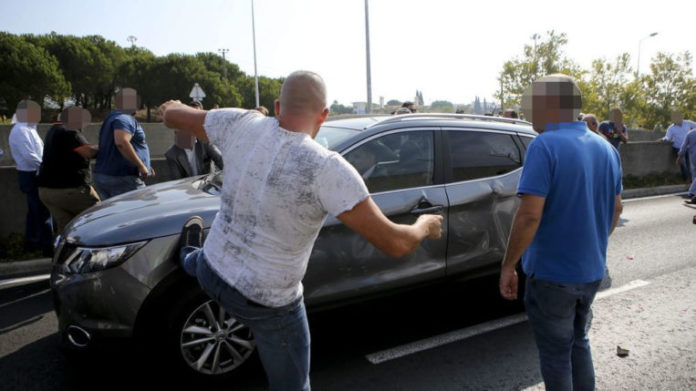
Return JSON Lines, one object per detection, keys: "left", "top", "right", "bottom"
{"left": 161, "top": 289, "right": 258, "bottom": 383}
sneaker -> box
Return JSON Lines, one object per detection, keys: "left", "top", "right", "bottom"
{"left": 687, "top": 197, "right": 696, "bottom": 205}
{"left": 179, "top": 216, "right": 204, "bottom": 249}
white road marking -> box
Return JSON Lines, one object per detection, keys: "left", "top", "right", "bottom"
{"left": 595, "top": 279, "right": 651, "bottom": 300}
{"left": 366, "top": 279, "right": 652, "bottom": 365}
{"left": 623, "top": 192, "right": 688, "bottom": 203}
{"left": 0, "top": 274, "right": 51, "bottom": 290}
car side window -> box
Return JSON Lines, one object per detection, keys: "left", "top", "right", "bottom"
{"left": 448, "top": 131, "right": 522, "bottom": 182}
{"left": 519, "top": 135, "right": 533, "bottom": 150}
{"left": 344, "top": 131, "right": 434, "bottom": 193}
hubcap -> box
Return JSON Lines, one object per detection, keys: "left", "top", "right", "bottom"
{"left": 180, "top": 300, "right": 255, "bottom": 375}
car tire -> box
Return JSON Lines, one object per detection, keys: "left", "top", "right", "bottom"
{"left": 163, "top": 289, "right": 258, "bottom": 382}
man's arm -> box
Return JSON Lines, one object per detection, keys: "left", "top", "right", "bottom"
{"left": 74, "top": 144, "right": 98, "bottom": 159}
{"left": 619, "top": 124, "right": 628, "bottom": 143}
{"left": 161, "top": 101, "right": 209, "bottom": 142}
{"left": 499, "top": 194, "right": 546, "bottom": 300}
{"left": 337, "top": 197, "right": 442, "bottom": 258}
{"left": 114, "top": 130, "right": 150, "bottom": 178}
{"left": 610, "top": 195, "right": 623, "bottom": 235}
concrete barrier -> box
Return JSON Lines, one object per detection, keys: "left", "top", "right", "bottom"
{"left": 0, "top": 158, "right": 172, "bottom": 238}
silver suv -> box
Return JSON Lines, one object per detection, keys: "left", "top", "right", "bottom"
{"left": 50, "top": 113, "right": 535, "bottom": 380}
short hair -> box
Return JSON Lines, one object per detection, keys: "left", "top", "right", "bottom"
{"left": 394, "top": 107, "right": 412, "bottom": 115}
{"left": 190, "top": 101, "right": 203, "bottom": 109}
{"left": 402, "top": 101, "right": 414, "bottom": 108}
{"left": 255, "top": 106, "right": 269, "bottom": 116}
{"left": 503, "top": 109, "right": 518, "bottom": 119}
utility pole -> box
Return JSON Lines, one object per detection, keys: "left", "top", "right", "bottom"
{"left": 364, "top": 0, "right": 372, "bottom": 114}
{"left": 218, "top": 48, "right": 229, "bottom": 79}
{"left": 252, "top": 0, "right": 260, "bottom": 108}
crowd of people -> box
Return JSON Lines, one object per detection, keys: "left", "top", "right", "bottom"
{"left": 6, "top": 70, "right": 696, "bottom": 391}
{"left": 7, "top": 91, "right": 225, "bottom": 252}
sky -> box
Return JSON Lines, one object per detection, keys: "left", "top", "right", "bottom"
{"left": 3, "top": 0, "right": 696, "bottom": 107}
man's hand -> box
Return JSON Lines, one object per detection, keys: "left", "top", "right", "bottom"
{"left": 677, "top": 156, "right": 684, "bottom": 166}
{"left": 157, "top": 100, "right": 183, "bottom": 122}
{"left": 416, "top": 214, "right": 443, "bottom": 239}
{"left": 499, "top": 265, "right": 519, "bottom": 300}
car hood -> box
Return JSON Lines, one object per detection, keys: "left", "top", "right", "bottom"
{"left": 63, "top": 177, "right": 220, "bottom": 246}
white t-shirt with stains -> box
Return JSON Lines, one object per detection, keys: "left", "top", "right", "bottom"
{"left": 202, "top": 109, "right": 369, "bottom": 307}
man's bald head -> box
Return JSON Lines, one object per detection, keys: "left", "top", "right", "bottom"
{"left": 279, "top": 71, "right": 327, "bottom": 115}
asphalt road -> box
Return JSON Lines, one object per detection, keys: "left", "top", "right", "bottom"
{"left": 1, "top": 193, "right": 694, "bottom": 390}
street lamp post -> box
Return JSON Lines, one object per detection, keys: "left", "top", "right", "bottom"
{"left": 364, "top": 0, "right": 372, "bottom": 114}
{"left": 637, "top": 32, "right": 658, "bottom": 76}
{"left": 251, "top": 0, "right": 260, "bottom": 108}
{"left": 218, "top": 48, "right": 229, "bottom": 79}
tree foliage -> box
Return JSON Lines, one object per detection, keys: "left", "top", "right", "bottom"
{"left": 499, "top": 32, "right": 696, "bottom": 129}
{"left": 0, "top": 32, "right": 69, "bottom": 115}
{"left": 0, "top": 32, "right": 283, "bottom": 120}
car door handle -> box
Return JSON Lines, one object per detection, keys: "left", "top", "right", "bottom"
{"left": 410, "top": 204, "right": 444, "bottom": 215}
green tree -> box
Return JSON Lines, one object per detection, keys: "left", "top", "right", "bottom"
{"left": 0, "top": 32, "right": 69, "bottom": 116}
{"left": 26, "top": 33, "right": 125, "bottom": 111}
{"left": 386, "top": 99, "right": 402, "bottom": 106}
{"left": 330, "top": 100, "right": 353, "bottom": 115}
{"left": 498, "top": 31, "right": 582, "bottom": 108}
{"left": 239, "top": 76, "right": 283, "bottom": 110}
{"left": 430, "top": 100, "right": 454, "bottom": 113}
{"left": 581, "top": 53, "right": 633, "bottom": 118}
{"left": 640, "top": 52, "right": 696, "bottom": 129}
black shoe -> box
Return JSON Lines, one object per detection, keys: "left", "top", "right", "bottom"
{"left": 687, "top": 197, "right": 696, "bottom": 205}
{"left": 179, "top": 216, "right": 204, "bottom": 249}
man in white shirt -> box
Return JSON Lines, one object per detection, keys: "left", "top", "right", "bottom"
{"left": 161, "top": 71, "right": 442, "bottom": 391}
{"left": 663, "top": 111, "right": 696, "bottom": 180}
{"left": 8, "top": 100, "right": 53, "bottom": 255}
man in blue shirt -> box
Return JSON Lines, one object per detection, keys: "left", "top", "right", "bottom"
{"left": 93, "top": 88, "right": 153, "bottom": 199}
{"left": 598, "top": 108, "right": 628, "bottom": 150}
{"left": 679, "top": 128, "right": 696, "bottom": 202}
{"left": 500, "top": 74, "right": 623, "bottom": 391}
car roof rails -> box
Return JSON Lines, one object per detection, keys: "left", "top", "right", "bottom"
{"left": 370, "top": 113, "right": 532, "bottom": 127}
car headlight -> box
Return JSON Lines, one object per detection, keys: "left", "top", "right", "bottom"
{"left": 61, "top": 241, "right": 147, "bottom": 275}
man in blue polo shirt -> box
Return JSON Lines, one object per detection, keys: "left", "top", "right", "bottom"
{"left": 93, "top": 88, "right": 153, "bottom": 199}
{"left": 499, "top": 74, "right": 623, "bottom": 391}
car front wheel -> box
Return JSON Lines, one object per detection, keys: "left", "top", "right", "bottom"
{"left": 169, "top": 292, "right": 257, "bottom": 379}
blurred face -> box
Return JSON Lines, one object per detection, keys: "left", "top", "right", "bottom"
{"left": 609, "top": 109, "right": 623, "bottom": 124}
{"left": 62, "top": 107, "right": 91, "bottom": 130}
{"left": 672, "top": 111, "right": 684, "bottom": 126}
{"left": 16, "top": 100, "right": 41, "bottom": 123}
{"left": 175, "top": 129, "right": 196, "bottom": 149}
{"left": 115, "top": 88, "right": 138, "bottom": 114}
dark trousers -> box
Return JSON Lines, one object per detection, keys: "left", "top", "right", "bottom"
{"left": 17, "top": 171, "right": 53, "bottom": 252}
{"left": 675, "top": 147, "right": 692, "bottom": 180}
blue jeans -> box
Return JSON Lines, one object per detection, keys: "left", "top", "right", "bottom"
{"left": 17, "top": 171, "right": 53, "bottom": 251}
{"left": 181, "top": 247, "right": 311, "bottom": 391}
{"left": 688, "top": 158, "right": 696, "bottom": 196}
{"left": 93, "top": 172, "right": 145, "bottom": 200}
{"left": 524, "top": 276, "right": 602, "bottom": 391}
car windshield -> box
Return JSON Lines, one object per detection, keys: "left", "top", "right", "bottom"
{"left": 206, "top": 125, "right": 358, "bottom": 189}
{"left": 314, "top": 126, "right": 359, "bottom": 150}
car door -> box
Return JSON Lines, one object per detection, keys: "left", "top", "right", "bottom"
{"left": 303, "top": 128, "right": 448, "bottom": 306}
{"left": 443, "top": 128, "right": 523, "bottom": 276}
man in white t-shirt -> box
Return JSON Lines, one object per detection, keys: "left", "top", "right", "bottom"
{"left": 161, "top": 71, "right": 442, "bottom": 391}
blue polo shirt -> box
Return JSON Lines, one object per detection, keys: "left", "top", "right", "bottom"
{"left": 518, "top": 121, "right": 622, "bottom": 283}
{"left": 94, "top": 110, "right": 151, "bottom": 177}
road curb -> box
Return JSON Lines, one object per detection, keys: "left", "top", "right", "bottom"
{"left": 0, "top": 185, "right": 689, "bottom": 281}
{"left": 0, "top": 258, "right": 52, "bottom": 281}
{"left": 622, "top": 184, "right": 689, "bottom": 199}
